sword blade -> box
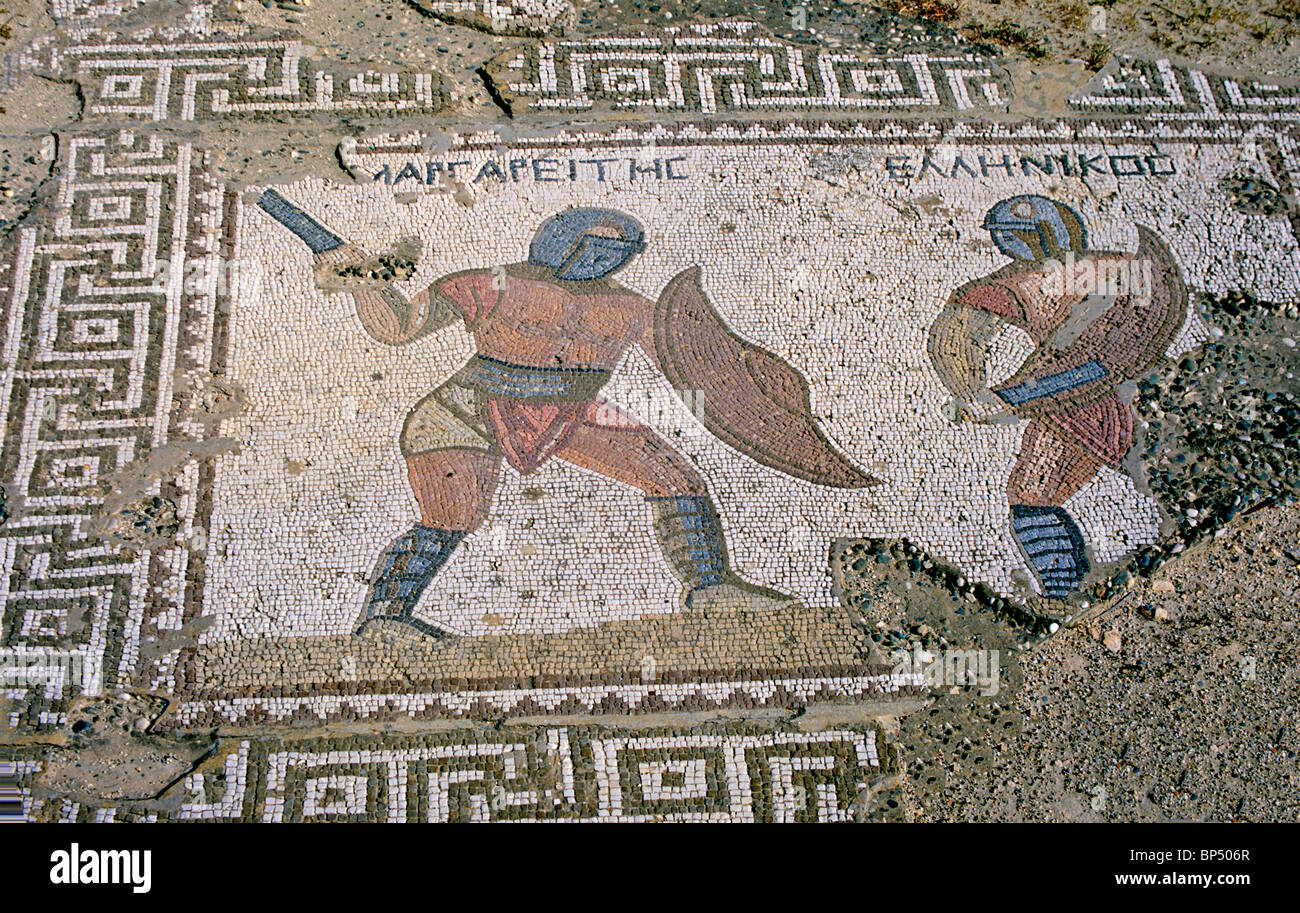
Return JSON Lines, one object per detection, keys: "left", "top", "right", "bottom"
{"left": 257, "top": 188, "right": 344, "bottom": 254}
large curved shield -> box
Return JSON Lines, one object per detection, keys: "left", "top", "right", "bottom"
{"left": 653, "top": 267, "right": 877, "bottom": 489}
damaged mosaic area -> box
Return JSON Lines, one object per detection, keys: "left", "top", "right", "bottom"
{"left": 0, "top": 0, "right": 1297, "bottom": 822}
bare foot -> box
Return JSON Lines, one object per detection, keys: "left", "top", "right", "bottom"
{"left": 355, "top": 615, "right": 456, "bottom": 645}
{"left": 683, "top": 580, "right": 801, "bottom": 613}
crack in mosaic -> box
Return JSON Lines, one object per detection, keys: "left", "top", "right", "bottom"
{"left": 405, "top": 0, "right": 573, "bottom": 35}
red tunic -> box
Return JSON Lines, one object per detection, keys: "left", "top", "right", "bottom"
{"left": 433, "top": 270, "right": 599, "bottom": 474}
{"left": 954, "top": 257, "right": 1164, "bottom": 468}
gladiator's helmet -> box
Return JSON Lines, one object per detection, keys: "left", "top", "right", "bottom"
{"left": 983, "top": 195, "right": 1088, "bottom": 262}
{"left": 529, "top": 208, "right": 645, "bottom": 281}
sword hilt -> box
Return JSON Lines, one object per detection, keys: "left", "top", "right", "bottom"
{"left": 257, "top": 188, "right": 345, "bottom": 254}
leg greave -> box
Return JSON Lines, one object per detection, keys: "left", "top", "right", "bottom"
{"left": 647, "top": 494, "right": 728, "bottom": 592}
{"left": 363, "top": 525, "right": 466, "bottom": 624}
{"left": 1011, "top": 505, "right": 1089, "bottom": 599}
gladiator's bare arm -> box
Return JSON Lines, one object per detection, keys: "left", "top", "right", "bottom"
{"left": 927, "top": 301, "right": 1006, "bottom": 402}
{"left": 313, "top": 244, "right": 460, "bottom": 346}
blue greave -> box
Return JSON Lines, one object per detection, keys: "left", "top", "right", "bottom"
{"left": 363, "top": 525, "right": 466, "bottom": 621}
{"left": 1011, "top": 505, "right": 1089, "bottom": 599}
{"left": 647, "top": 495, "right": 728, "bottom": 591}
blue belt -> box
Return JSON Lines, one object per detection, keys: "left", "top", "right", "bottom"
{"left": 461, "top": 355, "right": 611, "bottom": 401}
{"left": 995, "top": 360, "right": 1109, "bottom": 405}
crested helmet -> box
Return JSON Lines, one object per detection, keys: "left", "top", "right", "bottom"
{"left": 982, "top": 195, "right": 1088, "bottom": 262}
{"left": 528, "top": 208, "right": 646, "bottom": 281}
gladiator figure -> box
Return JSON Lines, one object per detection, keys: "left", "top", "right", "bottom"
{"left": 928, "top": 195, "right": 1187, "bottom": 603}
{"left": 258, "top": 193, "right": 876, "bottom": 638}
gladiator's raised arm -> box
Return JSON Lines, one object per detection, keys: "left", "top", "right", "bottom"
{"left": 254, "top": 189, "right": 460, "bottom": 346}
{"left": 314, "top": 244, "right": 460, "bottom": 346}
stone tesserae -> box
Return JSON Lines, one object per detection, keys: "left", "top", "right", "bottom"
{"left": 0, "top": 0, "right": 1296, "bottom": 825}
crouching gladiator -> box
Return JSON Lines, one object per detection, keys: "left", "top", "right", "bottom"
{"left": 929, "top": 194, "right": 1188, "bottom": 605}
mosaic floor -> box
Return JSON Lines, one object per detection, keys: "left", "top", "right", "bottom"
{"left": 1, "top": 0, "right": 1297, "bottom": 823}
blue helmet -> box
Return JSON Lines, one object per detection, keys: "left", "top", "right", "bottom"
{"left": 529, "top": 208, "right": 645, "bottom": 281}
{"left": 983, "top": 195, "right": 1088, "bottom": 262}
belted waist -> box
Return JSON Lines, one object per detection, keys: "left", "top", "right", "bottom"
{"left": 458, "top": 354, "right": 612, "bottom": 401}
